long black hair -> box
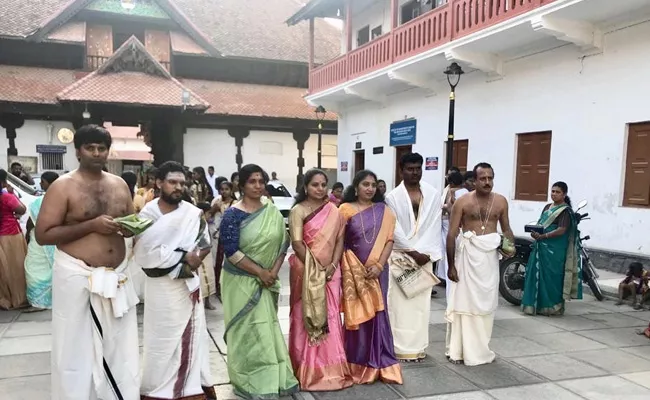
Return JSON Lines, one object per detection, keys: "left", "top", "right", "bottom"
{"left": 121, "top": 171, "right": 137, "bottom": 198}
{"left": 294, "top": 168, "right": 329, "bottom": 206}
{"left": 192, "top": 166, "right": 214, "bottom": 200}
{"left": 552, "top": 181, "right": 572, "bottom": 208}
{"left": 342, "top": 169, "right": 385, "bottom": 204}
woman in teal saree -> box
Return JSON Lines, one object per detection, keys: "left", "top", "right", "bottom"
{"left": 522, "top": 182, "right": 582, "bottom": 316}
{"left": 24, "top": 171, "right": 59, "bottom": 310}
{"left": 219, "top": 164, "right": 299, "bottom": 399}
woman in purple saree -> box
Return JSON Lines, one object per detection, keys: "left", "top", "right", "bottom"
{"left": 338, "top": 170, "right": 403, "bottom": 385}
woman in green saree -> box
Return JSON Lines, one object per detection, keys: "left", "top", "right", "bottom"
{"left": 522, "top": 182, "right": 582, "bottom": 316}
{"left": 219, "top": 164, "right": 299, "bottom": 399}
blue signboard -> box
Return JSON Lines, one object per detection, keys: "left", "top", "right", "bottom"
{"left": 389, "top": 119, "right": 417, "bottom": 147}
{"left": 36, "top": 145, "right": 67, "bottom": 154}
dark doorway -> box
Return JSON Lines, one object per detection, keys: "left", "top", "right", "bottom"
{"left": 354, "top": 150, "right": 365, "bottom": 175}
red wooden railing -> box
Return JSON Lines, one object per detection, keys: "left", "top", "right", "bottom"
{"left": 309, "top": 0, "right": 559, "bottom": 94}
{"left": 348, "top": 33, "right": 392, "bottom": 79}
{"left": 394, "top": 4, "right": 450, "bottom": 63}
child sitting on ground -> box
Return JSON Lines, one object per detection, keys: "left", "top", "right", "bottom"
{"left": 616, "top": 262, "right": 649, "bottom": 310}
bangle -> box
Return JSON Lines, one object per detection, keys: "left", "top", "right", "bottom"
{"left": 331, "top": 263, "right": 338, "bottom": 270}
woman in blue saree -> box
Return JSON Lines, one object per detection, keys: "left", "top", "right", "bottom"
{"left": 522, "top": 181, "right": 582, "bottom": 316}
{"left": 24, "top": 171, "right": 59, "bottom": 310}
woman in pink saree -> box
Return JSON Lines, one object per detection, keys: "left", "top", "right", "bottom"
{"left": 288, "top": 169, "right": 353, "bottom": 391}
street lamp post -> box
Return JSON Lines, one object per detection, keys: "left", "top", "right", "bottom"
{"left": 443, "top": 62, "right": 464, "bottom": 174}
{"left": 315, "top": 105, "right": 326, "bottom": 169}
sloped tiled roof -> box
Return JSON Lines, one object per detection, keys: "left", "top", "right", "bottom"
{"left": 0, "top": 65, "right": 331, "bottom": 120}
{"left": 0, "top": 0, "right": 341, "bottom": 64}
{"left": 182, "top": 79, "right": 337, "bottom": 120}
{"left": 57, "top": 36, "right": 210, "bottom": 109}
{"left": 0, "top": 64, "right": 77, "bottom": 104}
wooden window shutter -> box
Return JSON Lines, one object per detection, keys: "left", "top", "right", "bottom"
{"left": 623, "top": 123, "right": 650, "bottom": 207}
{"left": 515, "top": 131, "right": 552, "bottom": 201}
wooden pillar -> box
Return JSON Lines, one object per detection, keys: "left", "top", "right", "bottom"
{"left": 0, "top": 113, "right": 25, "bottom": 157}
{"left": 309, "top": 18, "right": 315, "bottom": 70}
{"left": 293, "top": 130, "right": 310, "bottom": 193}
{"left": 391, "top": 0, "right": 399, "bottom": 29}
{"left": 151, "top": 113, "right": 185, "bottom": 166}
{"left": 228, "top": 127, "right": 250, "bottom": 171}
{"left": 345, "top": 0, "right": 353, "bottom": 52}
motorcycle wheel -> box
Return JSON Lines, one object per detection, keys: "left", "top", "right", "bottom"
{"left": 499, "top": 256, "right": 526, "bottom": 306}
{"left": 585, "top": 272, "right": 604, "bottom": 301}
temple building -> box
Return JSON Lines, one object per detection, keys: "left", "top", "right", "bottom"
{"left": 0, "top": 0, "right": 341, "bottom": 191}
{"left": 289, "top": 0, "right": 650, "bottom": 266}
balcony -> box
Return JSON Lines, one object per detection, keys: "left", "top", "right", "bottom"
{"left": 309, "top": 0, "right": 560, "bottom": 94}
{"left": 85, "top": 55, "right": 171, "bottom": 72}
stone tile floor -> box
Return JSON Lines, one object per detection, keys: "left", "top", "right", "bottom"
{"left": 2, "top": 265, "right": 649, "bottom": 400}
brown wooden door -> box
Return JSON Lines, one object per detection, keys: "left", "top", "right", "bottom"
{"left": 515, "top": 131, "right": 552, "bottom": 201}
{"left": 354, "top": 150, "right": 365, "bottom": 175}
{"left": 394, "top": 145, "right": 413, "bottom": 186}
{"left": 623, "top": 123, "right": 650, "bottom": 207}
{"left": 445, "top": 140, "right": 469, "bottom": 172}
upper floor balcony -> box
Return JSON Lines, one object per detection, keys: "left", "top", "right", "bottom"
{"left": 289, "top": 0, "right": 650, "bottom": 108}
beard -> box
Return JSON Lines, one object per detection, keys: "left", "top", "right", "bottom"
{"left": 160, "top": 190, "right": 183, "bottom": 205}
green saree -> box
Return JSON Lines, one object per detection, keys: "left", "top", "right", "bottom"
{"left": 522, "top": 204, "right": 582, "bottom": 316}
{"left": 221, "top": 203, "right": 299, "bottom": 399}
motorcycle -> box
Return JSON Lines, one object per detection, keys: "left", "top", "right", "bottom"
{"left": 499, "top": 200, "right": 604, "bottom": 306}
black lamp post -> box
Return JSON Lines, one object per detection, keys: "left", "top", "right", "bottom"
{"left": 315, "top": 105, "right": 326, "bottom": 169}
{"left": 443, "top": 62, "right": 464, "bottom": 174}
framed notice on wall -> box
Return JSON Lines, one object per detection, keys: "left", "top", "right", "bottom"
{"left": 389, "top": 119, "right": 417, "bottom": 147}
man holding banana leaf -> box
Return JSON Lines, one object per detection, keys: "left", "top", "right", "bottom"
{"left": 134, "top": 161, "right": 216, "bottom": 400}
{"left": 35, "top": 125, "right": 141, "bottom": 400}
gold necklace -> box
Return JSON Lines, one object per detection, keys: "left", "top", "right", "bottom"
{"left": 475, "top": 193, "right": 495, "bottom": 233}
{"left": 356, "top": 203, "right": 377, "bottom": 244}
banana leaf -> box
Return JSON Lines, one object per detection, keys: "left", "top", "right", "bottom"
{"left": 114, "top": 214, "right": 154, "bottom": 235}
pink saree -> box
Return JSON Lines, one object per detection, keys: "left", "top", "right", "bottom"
{"left": 288, "top": 202, "right": 353, "bottom": 391}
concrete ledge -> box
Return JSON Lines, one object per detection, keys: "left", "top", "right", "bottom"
{"left": 588, "top": 247, "right": 650, "bottom": 274}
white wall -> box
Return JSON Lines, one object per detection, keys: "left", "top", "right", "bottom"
{"left": 184, "top": 128, "right": 338, "bottom": 193}
{"left": 183, "top": 128, "right": 238, "bottom": 179}
{"left": 337, "top": 19, "right": 650, "bottom": 255}
{"left": 0, "top": 120, "right": 78, "bottom": 172}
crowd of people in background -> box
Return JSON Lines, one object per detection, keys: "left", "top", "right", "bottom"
{"left": 1, "top": 124, "right": 649, "bottom": 399}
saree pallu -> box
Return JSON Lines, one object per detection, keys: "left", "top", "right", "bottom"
{"left": 221, "top": 204, "right": 299, "bottom": 399}
{"left": 288, "top": 203, "right": 353, "bottom": 391}
{"left": 340, "top": 203, "right": 402, "bottom": 385}
{"left": 24, "top": 197, "right": 55, "bottom": 309}
{"left": 522, "top": 205, "right": 582, "bottom": 316}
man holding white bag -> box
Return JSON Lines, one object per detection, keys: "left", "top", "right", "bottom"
{"left": 385, "top": 152, "right": 443, "bottom": 362}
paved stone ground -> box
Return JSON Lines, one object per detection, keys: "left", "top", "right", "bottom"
{"left": 2, "top": 264, "right": 650, "bottom": 400}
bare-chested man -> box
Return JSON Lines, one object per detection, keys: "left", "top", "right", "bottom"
{"left": 444, "top": 162, "right": 514, "bottom": 366}
{"left": 35, "top": 124, "right": 141, "bottom": 400}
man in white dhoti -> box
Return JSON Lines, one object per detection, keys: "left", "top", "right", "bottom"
{"left": 385, "top": 152, "right": 443, "bottom": 362}
{"left": 35, "top": 125, "right": 141, "bottom": 400}
{"left": 445, "top": 162, "right": 515, "bottom": 366}
{"left": 134, "top": 161, "right": 216, "bottom": 400}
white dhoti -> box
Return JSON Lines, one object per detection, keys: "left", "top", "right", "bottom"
{"left": 438, "top": 218, "right": 451, "bottom": 300}
{"left": 136, "top": 199, "right": 215, "bottom": 399}
{"left": 140, "top": 276, "right": 213, "bottom": 399}
{"left": 125, "top": 237, "right": 146, "bottom": 301}
{"left": 385, "top": 181, "right": 443, "bottom": 361}
{"left": 445, "top": 231, "right": 501, "bottom": 366}
{"left": 388, "top": 255, "right": 435, "bottom": 360}
{"left": 51, "top": 250, "right": 140, "bottom": 400}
